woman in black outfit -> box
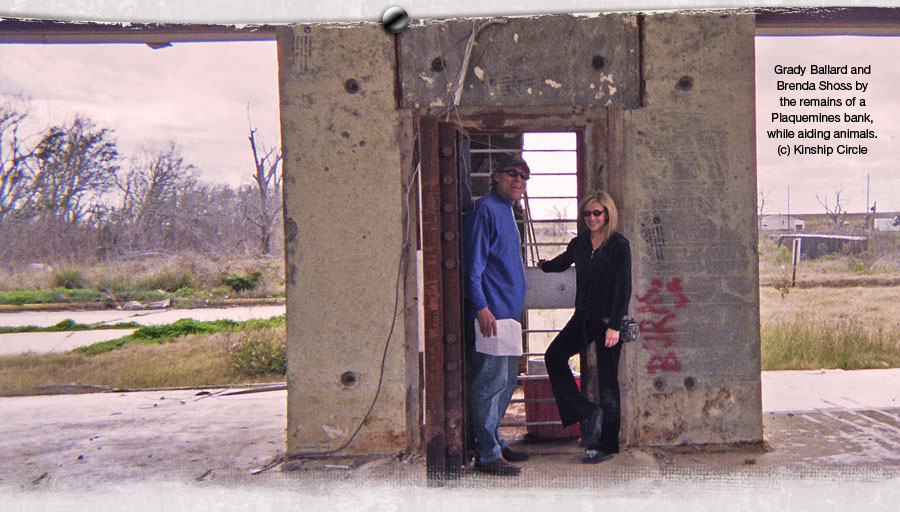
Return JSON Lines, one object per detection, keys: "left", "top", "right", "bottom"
{"left": 538, "top": 190, "right": 631, "bottom": 463}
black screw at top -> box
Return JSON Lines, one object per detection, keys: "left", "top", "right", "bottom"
{"left": 344, "top": 78, "right": 360, "bottom": 94}
{"left": 592, "top": 55, "right": 606, "bottom": 70}
{"left": 381, "top": 7, "right": 410, "bottom": 34}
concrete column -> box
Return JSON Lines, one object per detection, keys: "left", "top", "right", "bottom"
{"left": 622, "top": 13, "right": 763, "bottom": 446}
{"left": 276, "top": 24, "right": 418, "bottom": 456}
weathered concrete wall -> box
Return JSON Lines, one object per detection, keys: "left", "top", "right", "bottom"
{"left": 277, "top": 24, "right": 418, "bottom": 456}
{"left": 276, "top": 12, "right": 763, "bottom": 457}
{"left": 622, "top": 13, "right": 762, "bottom": 446}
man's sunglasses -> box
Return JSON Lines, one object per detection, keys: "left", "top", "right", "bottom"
{"left": 582, "top": 209, "right": 606, "bottom": 217}
{"left": 501, "top": 169, "right": 530, "bottom": 181}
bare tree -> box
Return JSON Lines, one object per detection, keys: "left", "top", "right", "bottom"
{"left": 114, "top": 142, "right": 199, "bottom": 253}
{"left": 816, "top": 186, "right": 849, "bottom": 229}
{"left": 0, "top": 96, "right": 36, "bottom": 224}
{"left": 246, "top": 113, "right": 282, "bottom": 255}
{"left": 757, "top": 187, "right": 772, "bottom": 230}
{"left": 27, "top": 116, "right": 119, "bottom": 224}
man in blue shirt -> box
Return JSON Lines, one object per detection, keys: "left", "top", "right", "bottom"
{"left": 463, "top": 154, "right": 530, "bottom": 476}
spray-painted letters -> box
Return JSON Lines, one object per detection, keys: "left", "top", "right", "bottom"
{"left": 635, "top": 277, "right": 690, "bottom": 374}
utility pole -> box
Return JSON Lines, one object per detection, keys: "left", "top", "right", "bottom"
{"left": 866, "top": 174, "right": 871, "bottom": 230}
{"left": 786, "top": 185, "right": 790, "bottom": 231}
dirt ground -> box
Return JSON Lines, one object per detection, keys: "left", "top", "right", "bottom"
{"left": 2, "top": 376, "right": 900, "bottom": 510}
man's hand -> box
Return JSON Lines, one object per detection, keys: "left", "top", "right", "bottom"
{"left": 476, "top": 307, "right": 497, "bottom": 337}
{"left": 604, "top": 327, "right": 620, "bottom": 348}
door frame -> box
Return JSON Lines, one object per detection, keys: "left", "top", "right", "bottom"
{"left": 420, "top": 106, "right": 623, "bottom": 481}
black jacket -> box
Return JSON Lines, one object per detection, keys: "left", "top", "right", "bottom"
{"left": 540, "top": 231, "right": 632, "bottom": 330}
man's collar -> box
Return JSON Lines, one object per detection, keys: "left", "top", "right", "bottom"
{"left": 489, "top": 188, "right": 514, "bottom": 206}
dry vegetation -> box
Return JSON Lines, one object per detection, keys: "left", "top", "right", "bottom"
{"left": 0, "top": 253, "right": 285, "bottom": 306}
{"left": 0, "top": 328, "right": 286, "bottom": 396}
{"left": 758, "top": 231, "right": 900, "bottom": 371}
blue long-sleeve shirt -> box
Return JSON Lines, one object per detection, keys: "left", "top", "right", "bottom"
{"left": 463, "top": 189, "right": 526, "bottom": 321}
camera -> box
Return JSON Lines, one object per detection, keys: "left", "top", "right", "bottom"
{"left": 620, "top": 316, "right": 639, "bottom": 343}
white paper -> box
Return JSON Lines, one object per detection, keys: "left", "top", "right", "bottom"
{"left": 474, "top": 318, "right": 523, "bottom": 356}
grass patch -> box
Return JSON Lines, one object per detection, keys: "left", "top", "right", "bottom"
{"left": 51, "top": 268, "right": 87, "bottom": 289}
{"left": 225, "top": 326, "right": 286, "bottom": 375}
{"left": 0, "top": 319, "right": 142, "bottom": 334}
{"left": 0, "top": 287, "right": 105, "bottom": 305}
{"left": 222, "top": 271, "right": 263, "bottom": 293}
{"left": 0, "top": 254, "right": 286, "bottom": 307}
{"left": 762, "top": 315, "right": 900, "bottom": 371}
{"left": 0, "top": 332, "right": 285, "bottom": 396}
{"left": 73, "top": 315, "right": 285, "bottom": 356}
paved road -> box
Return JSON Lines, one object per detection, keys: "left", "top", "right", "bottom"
{"left": 0, "top": 305, "right": 285, "bottom": 355}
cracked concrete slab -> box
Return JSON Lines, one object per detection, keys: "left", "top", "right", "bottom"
{"left": 2, "top": 371, "right": 900, "bottom": 508}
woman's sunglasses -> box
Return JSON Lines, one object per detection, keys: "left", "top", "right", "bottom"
{"left": 582, "top": 209, "right": 606, "bottom": 217}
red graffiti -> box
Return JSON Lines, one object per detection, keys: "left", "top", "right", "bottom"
{"left": 635, "top": 278, "right": 689, "bottom": 374}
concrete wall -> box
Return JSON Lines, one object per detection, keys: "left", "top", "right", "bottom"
{"left": 622, "top": 13, "right": 762, "bottom": 446}
{"left": 276, "top": 12, "right": 763, "bottom": 457}
{"left": 277, "top": 24, "right": 419, "bottom": 456}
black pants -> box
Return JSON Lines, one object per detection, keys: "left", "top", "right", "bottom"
{"left": 544, "top": 310, "right": 622, "bottom": 454}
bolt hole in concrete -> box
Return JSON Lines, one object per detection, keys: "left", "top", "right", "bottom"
{"left": 341, "top": 371, "right": 358, "bottom": 387}
{"left": 684, "top": 376, "right": 696, "bottom": 390}
{"left": 592, "top": 55, "right": 606, "bottom": 70}
{"left": 676, "top": 75, "right": 694, "bottom": 91}
{"left": 653, "top": 377, "right": 666, "bottom": 391}
{"left": 344, "top": 78, "right": 360, "bottom": 94}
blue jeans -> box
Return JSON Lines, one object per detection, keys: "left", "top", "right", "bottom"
{"left": 468, "top": 351, "right": 519, "bottom": 464}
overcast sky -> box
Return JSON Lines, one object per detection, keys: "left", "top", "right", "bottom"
{"left": 0, "top": 41, "right": 280, "bottom": 190}
{"left": 1, "top": 32, "right": 897, "bottom": 215}
{"left": 756, "top": 35, "right": 900, "bottom": 215}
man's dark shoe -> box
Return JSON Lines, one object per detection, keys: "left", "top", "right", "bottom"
{"left": 501, "top": 447, "right": 529, "bottom": 462}
{"left": 582, "top": 449, "right": 613, "bottom": 464}
{"left": 474, "top": 458, "right": 521, "bottom": 476}
{"left": 580, "top": 406, "right": 603, "bottom": 447}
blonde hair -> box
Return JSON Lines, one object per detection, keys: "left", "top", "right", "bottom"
{"left": 577, "top": 190, "right": 619, "bottom": 243}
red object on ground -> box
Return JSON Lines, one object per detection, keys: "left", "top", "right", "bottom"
{"left": 522, "top": 374, "right": 581, "bottom": 439}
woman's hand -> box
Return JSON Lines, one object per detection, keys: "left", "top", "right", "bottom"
{"left": 604, "top": 327, "right": 620, "bottom": 348}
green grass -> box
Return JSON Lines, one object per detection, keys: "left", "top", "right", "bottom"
{"left": 0, "top": 315, "right": 288, "bottom": 395}
{"left": 0, "top": 287, "right": 105, "bottom": 305}
{"left": 0, "top": 318, "right": 142, "bottom": 334}
{"left": 224, "top": 326, "right": 286, "bottom": 375}
{"left": 762, "top": 316, "right": 900, "bottom": 371}
{"left": 73, "top": 315, "right": 286, "bottom": 356}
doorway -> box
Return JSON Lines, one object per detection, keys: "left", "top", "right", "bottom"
{"left": 419, "top": 107, "right": 620, "bottom": 479}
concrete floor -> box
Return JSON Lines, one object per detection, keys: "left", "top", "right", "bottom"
{"left": 2, "top": 371, "right": 900, "bottom": 509}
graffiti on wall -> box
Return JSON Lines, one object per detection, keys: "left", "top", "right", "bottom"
{"left": 634, "top": 277, "right": 690, "bottom": 374}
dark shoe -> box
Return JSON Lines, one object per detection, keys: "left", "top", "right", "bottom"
{"left": 501, "top": 447, "right": 529, "bottom": 462}
{"left": 580, "top": 406, "right": 603, "bottom": 447}
{"left": 582, "top": 449, "right": 613, "bottom": 464}
{"left": 474, "top": 458, "right": 521, "bottom": 476}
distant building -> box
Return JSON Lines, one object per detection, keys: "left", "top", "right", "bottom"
{"left": 874, "top": 217, "right": 900, "bottom": 232}
{"left": 776, "top": 234, "right": 867, "bottom": 259}
{"left": 760, "top": 215, "right": 805, "bottom": 231}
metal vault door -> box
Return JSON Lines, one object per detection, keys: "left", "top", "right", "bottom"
{"left": 421, "top": 119, "right": 470, "bottom": 481}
